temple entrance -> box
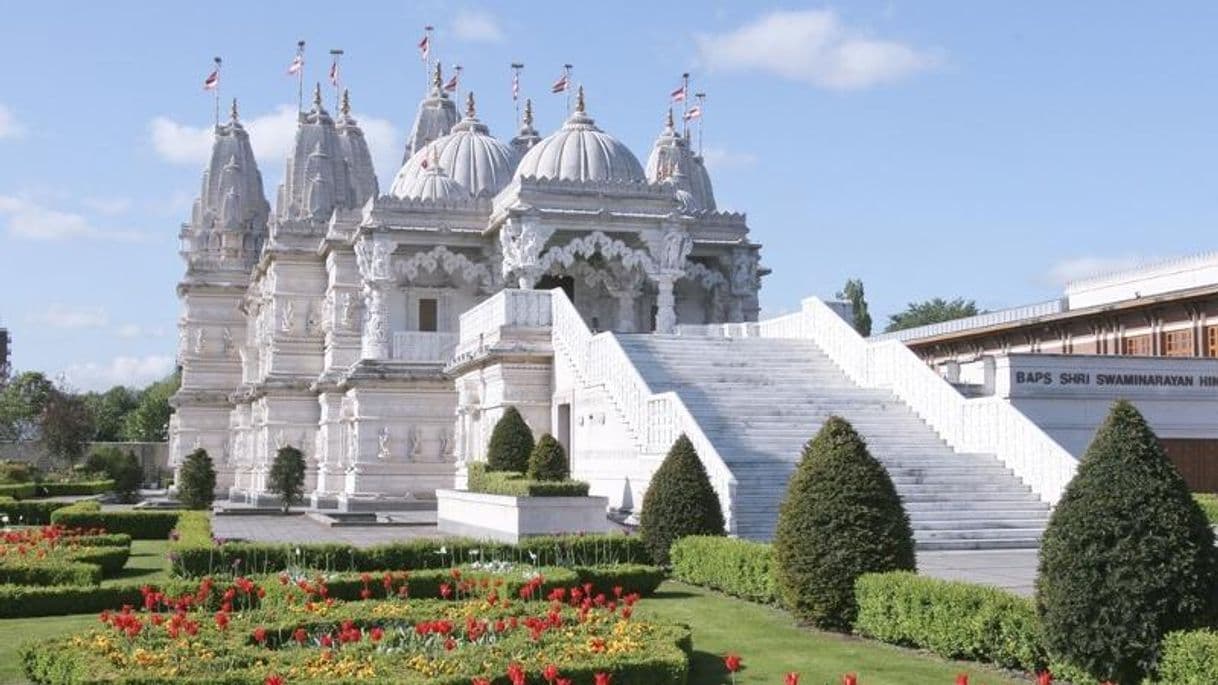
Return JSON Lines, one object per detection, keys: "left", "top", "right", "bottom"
{"left": 536, "top": 275, "right": 575, "bottom": 301}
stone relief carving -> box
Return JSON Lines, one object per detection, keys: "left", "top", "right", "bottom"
{"left": 221, "top": 327, "right": 233, "bottom": 356}
{"left": 362, "top": 285, "right": 389, "bottom": 355}
{"left": 438, "top": 427, "right": 452, "bottom": 461}
{"left": 500, "top": 217, "right": 555, "bottom": 288}
{"left": 305, "top": 299, "right": 320, "bottom": 336}
{"left": 377, "top": 426, "right": 391, "bottom": 460}
{"left": 355, "top": 237, "right": 397, "bottom": 281}
{"left": 280, "top": 300, "right": 295, "bottom": 333}
{"left": 730, "top": 247, "right": 760, "bottom": 295}
{"left": 408, "top": 425, "right": 424, "bottom": 461}
{"left": 193, "top": 328, "right": 207, "bottom": 356}
{"left": 395, "top": 245, "right": 495, "bottom": 291}
{"left": 339, "top": 292, "right": 356, "bottom": 330}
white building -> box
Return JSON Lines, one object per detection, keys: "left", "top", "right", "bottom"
{"left": 171, "top": 71, "right": 764, "bottom": 511}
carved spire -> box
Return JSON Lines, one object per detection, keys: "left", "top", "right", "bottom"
{"left": 230, "top": 98, "right": 240, "bottom": 124}
{"left": 432, "top": 62, "right": 443, "bottom": 92}
{"left": 665, "top": 108, "right": 675, "bottom": 133}
{"left": 340, "top": 89, "right": 351, "bottom": 117}
{"left": 523, "top": 98, "right": 534, "bottom": 127}
{"left": 430, "top": 144, "right": 441, "bottom": 172}
{"left": 465, "top": 91, "right": 476, "bottom": 118}
{"left": 312, "top": 82, "right": 324, "bottom": 112}
{"left": 575, "top": 85, "right": 586, "bottom": 114}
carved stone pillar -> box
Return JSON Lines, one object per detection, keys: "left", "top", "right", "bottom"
{"left": 655, "top": 274, "right": 677, "bottom": 334}
{"left": 500, "top": 216, "right": 554, "bottom": 289}
{"left": 360, "top": 282, "right": 390, "bottom": 360}
{"left": 613, "top": 291, "right": 638, "bottom": 333}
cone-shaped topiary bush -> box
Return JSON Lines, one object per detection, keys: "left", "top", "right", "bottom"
{"left": 177, "top": 448, "right": 215, "bottom": 510}
{"left": 268, "top": 445, "right": 307, "bottom": 514}
{"left": 527, "top": 433, "right": 569, "bottom": 482}
{"left": 773, "top": 416, "right": 915, "bottom": 631}
{"left": 639, "top": 434, "right": 725, "bottom": 565}
{"left": 486, "top": 406, "right": 534, "bottom": 473}
{"left": 1036, "top": 400, "right": 1218, "bottom": 683}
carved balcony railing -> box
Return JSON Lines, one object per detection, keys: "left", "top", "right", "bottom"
{"left": 392, "top": 331, "right": 458, "bottom": 363}
{"left": 451, "top": 289, "right": 553, "bottom": 363}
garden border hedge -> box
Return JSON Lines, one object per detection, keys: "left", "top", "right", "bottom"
{"left": 38, "top": 480, "right": 114, "bottom": 497}
{"left": 467, "top": 462, "right": 590, "bottom": 497}
{"left": 51, "top": 502, "right": 180, "bottom": 539}
{"left": 0, "top": 482, "right": 36, "bottom": 499}
{"left": 669, "top": 535, "right": 776, "bottom": 604}
{"left": 0, "top": 497, "right": 78, "bottom": 525}
{"left": 1157, "top": 629, "right": 1218, "bottom": 683}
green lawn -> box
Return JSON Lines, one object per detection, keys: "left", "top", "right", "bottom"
{"left": 637, "top": 581, "right": 1027, "bottom": 685}
{"left": 100, "top": 539, "right": 169, "bottom": 587}
{"left": 0, "top": 575, "right": 1026, "bottom": 685}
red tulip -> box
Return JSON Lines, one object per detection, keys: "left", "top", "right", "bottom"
{"left": 508, "top": 663, "right": 527, "bottom": 685}
{"left": 265, "top": 676, "right": 285, "bottom": 685}
{"left": 472, "top": 679, "right": 491, "bottom": 685}
{"left": 843, "top": 675, "right": 858, "bottom": 685}
{"left": 786, "top": 674, "right": 800, "bottom": 685}
{"left": 252, "top": 627, "right": 267, "bottom": 644}
{"left": 292, "top": 627, "right": 307, "bottom": 644}
{"left": 594, "top": 674, "right": 612, "bottom": 685}
{"left": 556, "top": 679, "right": 573, "bottom": 685}
{"left": 543, "top": 664, "right": 560, "bottom": 682}
{"left": 724, "top": 653, "right": 742, "bottom": 672}
{"left": 1035, "top": 671, "right": 1052, "bottom": 685}
{"left": 956, "top": 675, "right": 968, "bottom": 685}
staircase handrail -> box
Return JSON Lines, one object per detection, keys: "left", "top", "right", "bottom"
{"left": 760, "top": 296, "right": 1078, "bottom": 504}
{"left": 549, "top": 289, "right": 739, "bottom": 531}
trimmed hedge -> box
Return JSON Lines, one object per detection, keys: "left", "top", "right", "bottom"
{"left": 51, "top": 502, "right": 180, "bottom": 539}
{"left": 467, "top": 462, "right": 590, "bottom": 498}
{"left": 572, "top": 564, "right": 666, "bottom": 597}
{"left": 0, "top": 497, "right": 78, "bottom": 525}
{"left": 1158, "top": 629, "right": 1218, "bottom": 684}
{"left": 528, "top": 433, "right": 570, "bottom": 481}
{"left": 854, "top": 572, "right": 1046, "bottom": 672}
{"left": 0, "top": 580, "right": 199, "bottom": 618}
{"left": 640, "top": 435, "right": 725, "bottom": 566}
{"left": 68, "top": 544, "right": 131, "bottom": 576}
{"left": 0, "top": 560, "right": 101, "bottom": 586}
{"left": 0, "top": 482, "right": 36, "bottom": 499}
{"left": 486, "top": 406, "right": 535, "bottom": 472}
{"left": 38, "top": 479, "right": 114, "bottom": 497}
{"left": 670, "top": 535, "right": 777, "bottom": 604}
{"left": 1195, "top": 493, "right": 1218, "bottom": 526}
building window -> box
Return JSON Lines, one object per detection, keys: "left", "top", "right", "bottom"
{"left": 1163, "top": 329, "right": 1194, "bottom": 357}
{"left": 1208, "top": 326, "right": 1218, "bottom": 357}
{"left": 418, "top": 298, "right": 438, "bottom": 332}
{"left": 1123, "top": 334, "right": 1152, "bottom": 356}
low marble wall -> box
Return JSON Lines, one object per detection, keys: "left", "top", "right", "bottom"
{"left": 435, "top": 489, "right": 611, "bottom": 543}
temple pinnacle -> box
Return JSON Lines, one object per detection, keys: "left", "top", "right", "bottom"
{"left": 466, "top": 91, "right": 476, "bottom": 118}
{"left": 665, "top": 107, "right": 674, "bottom": 131}
{"left": 575, "top": 85, "right": 586, "bottom": 114}
{"left": 523, "top": 98, "right": 534, "bottom": 127}
{"left": 312, "top": 83, "right": 323, "bottom": 111}
{"left": 340, "top": 89, "right": 351, "bottom": 117}
{"left": 432, "top": 62, "right": 443, "bottom": 91}
{"left": 230, "top": 98, "right": 240, "bottom": 123}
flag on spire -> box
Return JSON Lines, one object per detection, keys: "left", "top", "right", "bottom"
{"left": 670, "top": 83, "right": 687, "bottom": 102}
{"left": 328, "top": 59, "right": 340, "bottom": 87}
{"left": 443, "top": 71, "right": 459, "bottom": 93}
{"left": 287, "top": 53, "right": 304, "bottom": 75}
{"left": 203, "top": 61, "right": 220, "bottom": 91}
{"left": 418, "top": 33, "right": 430, "bottom": 62}
{"left": 512, "top": 71, "right": 520, "bottom": 101}
{"left": 551, "top": 72, "right": 569, "bottom": 94}
{"left": 683, "top": 106, "right": 702, "bottom": 121}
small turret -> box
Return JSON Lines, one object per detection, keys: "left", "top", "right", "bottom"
{"left": 510, "top": 98, "right": 541, "bottom": 159}
{"left": 275, "top": 83, "right": 358, "bottom": 225}
{"left": 335, "top": 88, "right": 380, "bottom": 207}
{"left": 402, "top": 62, "right": 459, "bottom": 163}
{"left": 645, "top": 108, "right": 716, "bottom": 212}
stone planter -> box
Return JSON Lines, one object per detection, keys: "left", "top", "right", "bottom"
{"left": 436, "top": 489, "right": 612, "bottom": 543}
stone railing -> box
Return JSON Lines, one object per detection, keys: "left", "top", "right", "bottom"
{"left": 452, "top": 289, "right": 553, "bottom": 361}
{"left": 550, "top": 289, "right": 739, "bottom": 532}
{"left": 756, "top": 296, "right": 1079, "bottom": 504}
{"left": 392, "top": 331, "right": 458, "bottom": 363}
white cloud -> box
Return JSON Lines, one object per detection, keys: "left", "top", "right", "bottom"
{"left": 114, "top": 324, "right": 168, "bottom": 339}
{"left": 148, "top": 106, "right": 401, "bottom": 188}
{"left": 700, "top": 146, "right": 758, "bottom": 171}
{"left": 81, "top": 196, "right": 133, "bottom": 216}
{"left": 695, "top": 9, "right": 940, "bottom": 90}
{"left": 0, "top": 195, "right": 146, "bottom": 241}
{"left": 60, "top": 355, "right": 175, "bottom": 392}
{"left": 1044, "top": 254, "right": 1161, "bottom": 287}
{"left": 0, "top": 104, "right": 25, "bottom": 140}
{"left": 30, "top": 304, "right": 109, "bottom": 330}
{"left": 452, "top": 9, "right": 505, "bottom": 43}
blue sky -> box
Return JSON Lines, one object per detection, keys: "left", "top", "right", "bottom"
{"left": 1, "top": 2, "right": 1217, "bottom": 390}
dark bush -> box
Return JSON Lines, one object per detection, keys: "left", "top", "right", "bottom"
{"left": 486, "top": 406, "right": 534, "bottom": 472}
{"left": 0, "top": 459, "right": 37, "bottom": 484}
{"left": 1036, "top": 400, "right": 1218, "bottom": 683}
{"left": 268, "top": 445, "right": 306, "bottom": 513}
{"left": 639, "top": 434, "right": 725, "bottom": 566}
{"left": 177, "top": 448, "right": 215, "bottom": 510}
{"left": 773, "top": 416, "right": 915, "bottom": 630}
{"left": 670, "top": 536, "right": 777, "bottom": 604}
{"left": 527, "top": 433, "right": 569, "bottom": 481}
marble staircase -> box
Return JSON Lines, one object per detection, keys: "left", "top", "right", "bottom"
{"left": 616, "top": 335, "right": 1050, "bottom": 551}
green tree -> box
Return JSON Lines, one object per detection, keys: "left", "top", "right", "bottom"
{"left": 773, "top": 416, "right": 915, "bottom": 630}
{"left": 40, "top": 389, "right": 93, "bottom": 466}
{"left": 884, "top": 297, "right": 979, "bottom": 333}
{"left": 527, "top": 434, "right": 569, "bottom": 481}
{"left": 0, "top": 371, "right": 55, "bottom": 442}
{"left": 639, "top": 435, "right": 725, "bottom": 565}
{"left": 1036, "top": 401, "right": 1218, "bottom": 683}
{"left": 268, "top": 445, "right": 307, "bottom": 514}
{"left": 111, "top": 450, "right": 143, "bottom": 503}
{"left": 122, "top": 372, "right": 179, "bottom": 442}
{"left": 486, "top": 406, "right": 534, "bottom": 473}
{"left": 83, "top": 386, "right": 140, "bottom": 442}
{"left": 836, "top": 278, "right": 873, "bottom": 337}
{"left": 177, "top": 448, "right": 216, "bottom": 510}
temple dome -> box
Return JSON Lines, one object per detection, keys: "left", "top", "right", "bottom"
{"left": 645, "top": 109, "right": 716, "bottom": 212}
{"left": 390, "top": 92, "right": 515, "bottom": 199}
{"left": 396, "top": 148, "right": 467, "bottom": 202}
{"left": 513, "top": 87, "right": 645, "bottom": 184}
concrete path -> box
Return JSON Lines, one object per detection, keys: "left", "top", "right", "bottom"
{"left": 917, "top": 549, "right": 1039, "bottom": 596}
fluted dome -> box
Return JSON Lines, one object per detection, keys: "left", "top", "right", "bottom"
{"left": 645, "top": 109, "right": 716, "bottom": 212}
{"left": 390, "top": 93, "right": 515, "bottom": 199}
{"left": 396, "top": 148, "right": 466, "bottom": 202}
{"left": 513, "top": 87, "right": 645, "bottom": 184}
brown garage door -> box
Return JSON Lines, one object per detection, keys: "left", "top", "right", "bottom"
{"left": 1161, "top": 439, "right": 1218, "bottom": 492}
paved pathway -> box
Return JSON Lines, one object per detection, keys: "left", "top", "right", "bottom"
{"left": 213, "top": 514, "right": 1040, "bottom": 596}
{"left": 917, "top": 549, "right": 1038, "bottom": 596}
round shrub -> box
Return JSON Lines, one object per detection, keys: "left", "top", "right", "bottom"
{"left": 774, "top": 416, "right": 915, "bottom": 631}
{"left": 639, "top": 434, "right": 725, "bottom": 565}
{"left": 176, "top": 449, "right": 215, "bottom": 510}
{"left": 268, "top": 445, "right": 306, "bottom": 513}
{"left": 527, "top": 434, "right": 569, "bottom": 482}
{"left": 111, "top": 451, "right": 143, "bottom": 503}
{"left": 1036, "top": 400, "right": 1218, "bottom": 684}
{"left": 486, "top": 406, "right": 534, "bottom": 473}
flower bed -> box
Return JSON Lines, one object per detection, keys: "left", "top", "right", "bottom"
{"left": 51, "top": 502, "right": 180, "bottom": 539}
{"left": 23, "top": 570, "right": 690, "bottom": 684}
{"left": 0, "top": 525, "right": 132, "bottom": 584}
